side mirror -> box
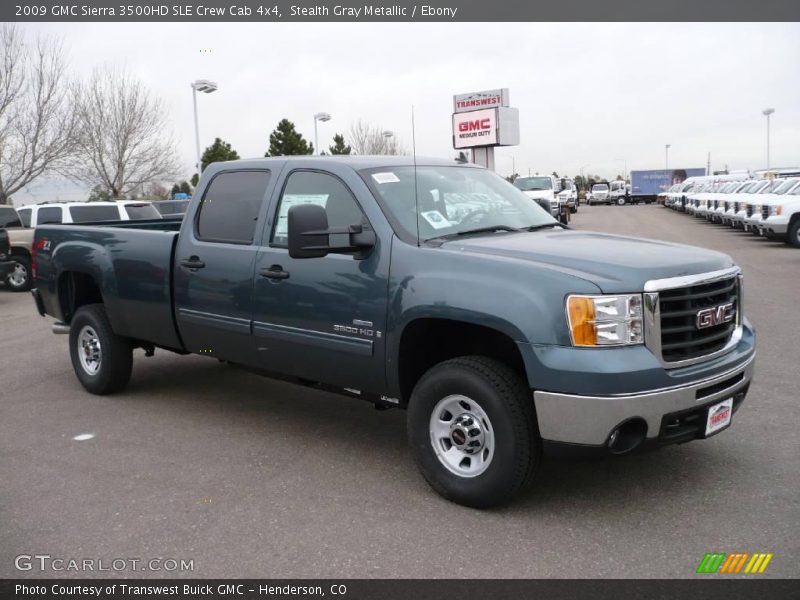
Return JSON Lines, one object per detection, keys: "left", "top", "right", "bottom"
{"left": 287, "top": 204, "right": 376, "bottom": 260}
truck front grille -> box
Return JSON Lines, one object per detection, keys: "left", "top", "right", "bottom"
{"left": 658, "top": 276, "right": 739, "bottom": 363}
{"left": 724, "top": 201, "right": 730, "bottom": 212}
{"left": 746, "top": 204, "right": 754, "bottom": 217}
{"left": 734, "top": 201, "right": 740, "bottom": 213}
{"left": 762, "top": 205, "right": 769, "bottom": 220}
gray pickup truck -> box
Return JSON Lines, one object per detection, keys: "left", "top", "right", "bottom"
{"left": 31, "top": 156, "right": 756, "bottom": 507}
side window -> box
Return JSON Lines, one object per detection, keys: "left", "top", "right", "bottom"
{"left": 271, "top": 171, "right": 365, "bottom": 247}
{"left": 18, "top": 208, "right": 32, "bottom": 227}
{"left": 196, "top": 170, "right": 270, "bottom": 243}
{"left": 37, "top": 207, "right": 63, "bottom": 225}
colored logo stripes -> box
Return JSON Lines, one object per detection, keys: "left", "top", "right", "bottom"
{"left": 696, "top": 552, "right": 773, "bottom": 574}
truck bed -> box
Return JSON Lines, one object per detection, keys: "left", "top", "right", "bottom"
{"left": 34, "top": 219, "right": 184, "bottom": 350}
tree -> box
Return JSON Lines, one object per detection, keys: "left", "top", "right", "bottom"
{"left": 265, "top": 119, "right": 313, "bottom": 156}
{"left": 69, "top": 66, "right": 180, "bottom": 198}
{"left": 87, "top": 184, "right": 111, "bottom": 202}
{"left": 505, "top": 173, "right": 519, "bottom": 183}
{"left": 190, "top": 173, "right": 199, "bottom": 188}
{"left": 455, "top": 151, "right": 469, "bottom": 163}
{"left": 574, "top": 175, "right": 586, "bottom": 190}
{"left": 179, "top": 181, "right": 192, "bottom": 195}
{"left": 551, "top": 171, "right": 559, "bottom": 178}
{"left": 191, "top": 137, "right": 240, "bottom": 181}
{"left": 328, "top": 133, "right": 351, "bottom": 155}
{"left": 0, "top": 25, "right": 77, "bottom": 204}
{"left": 170, "top": 183, "right": 181, "bottom": 197}
{"left": 348, "top": 120, "right": 406, "bottom": 155}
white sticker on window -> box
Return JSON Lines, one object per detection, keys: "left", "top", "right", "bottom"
{"left": 372, "top": 172, "right": 400, "bottom": 184}
{"left": 421, "top": 210, "right": 452, "bottom": 229}
{"left": 274, "top": 194, "right": 329, "bottom": 238}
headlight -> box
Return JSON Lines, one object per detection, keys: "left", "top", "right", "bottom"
{"left": 567, "top": 294, "right": 644, "bottom": 347}
{"left": 769, "top": 205, "right": 782, "bottom": 216}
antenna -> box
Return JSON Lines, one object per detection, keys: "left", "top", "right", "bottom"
{"left": 411, "top": 105, "right": 420, "bottom": 246}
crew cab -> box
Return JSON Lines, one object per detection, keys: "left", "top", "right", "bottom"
{"left": 31, "top": 156, "right": 756, "bottom": 508}
{"left": 513, "top": 175, "right": 569, "bottom": 222}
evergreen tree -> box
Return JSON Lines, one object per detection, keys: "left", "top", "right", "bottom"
{"left": 170, "top": 183, "right": 181, "bottom": 197}
{"left": 190, "top": 173, "right": 199, "bottom": 188}
{"left": 265, "top": 119, "right": 313, "bottom": 156}
{"left": 328, "top": 133, "right": 351, "bottom": 155}
{"left": 179, "top": 181, "right": 192, "bottom": 195}
{"left": 200, "top": 137, "right": 240, "bottom": 171}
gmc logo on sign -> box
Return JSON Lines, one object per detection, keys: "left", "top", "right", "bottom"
{"left": 458, "top": 119, "right": 491, "bottom": 132}
{"left": 695, "top": 302, "right": 735, "bottom": 330}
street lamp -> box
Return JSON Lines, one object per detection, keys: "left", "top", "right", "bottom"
{"left": 665, "top": 144, "right": 671, "bottom": 173}
{"left": 191, "top": 80, "right": 218, "bottom": 175}
{"left": 381, "top": 130, "right": 394, "bottom": 154}
{"left": 615, "top": 158, "right": 628, "bottom": 181}
{"left": 762, "top": 108, "right": 775, "bottom": 173}
{"left": 313, "top": 112, "right": 331, "bottom": 155}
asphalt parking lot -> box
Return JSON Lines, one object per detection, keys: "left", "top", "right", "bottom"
{"left": 1, "top": 204, "right": 798, "bottom": 579}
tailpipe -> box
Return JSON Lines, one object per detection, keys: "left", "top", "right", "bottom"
{"left": 52, "top": 322, "right": 70, "bottom": 335}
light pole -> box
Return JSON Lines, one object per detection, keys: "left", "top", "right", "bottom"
{"left": 665, "top": 144, "right": 671, "bottom": 173}
{"left": 313, "top": 112, "right": 331, "bottom": 156}
{"left": 762, "top": 108, "right": 775, "bottom": 172}
{"left": 381, "top": 130, "right": 394, "bottom": 154}
{"left": 191, "top": 80, "right": 218, "bottom": 175}
{"left": 615, "top": 158, "right": 627, "bottom": 181}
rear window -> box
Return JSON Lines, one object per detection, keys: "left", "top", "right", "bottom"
{"left": 17, "top": 208, "right": 32, "bottom": 227}
{"left": 0, "top": 207, "right": 22, "bottom": 228}
{"left": 37, "top": 207, "right": 63, "bottom": 224}
{"left": 68, "top": 205, "right": 121, "bottom": 222}
{"left": 196, "top": 170, "right": 270, "bottom": 243}
{"left": 124, "top": 203, "right": 161, "bottom": 220}
{"left": 154, "top": 200, "right": 190, "bottom": 215}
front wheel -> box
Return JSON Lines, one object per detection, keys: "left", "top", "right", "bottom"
{"left": 787, "top": 218, "right": 800, "bottom": 248}
{"left": 69, "top": 304, "right": 133, "bottom": 395}
{"left": 407, "top": 356, "right": 540, "bottom": 508}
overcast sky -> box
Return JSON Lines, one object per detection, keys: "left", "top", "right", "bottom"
{"left": 14, "top": 22, "right": 800, "bottom": 204}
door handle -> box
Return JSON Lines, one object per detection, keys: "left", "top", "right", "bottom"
{"left": 260, "top": 265, "right": 290, "bottom": 280}
{"left": 180, "top": 256, "right": 205, "bottom": 269}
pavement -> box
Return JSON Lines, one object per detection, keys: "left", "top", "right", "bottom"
{"left": 0, "top": 203, "right": 797, "bottom": 579}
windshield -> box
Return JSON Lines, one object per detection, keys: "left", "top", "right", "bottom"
{"left": 772, "top": 179, "right": 799, "bottom": 195}
{"left": 124, "top": 203, "right": 161, "bottom": 220}
{"left": 592, "top": 184, "right": 609, "bottom": 192}
{"left": 513, "top": 177, "right": 552, "bottom": 191}
{"left": 362, "top": 166, "right": 556, "bottom": 243}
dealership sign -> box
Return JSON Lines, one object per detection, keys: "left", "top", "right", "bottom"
{"left": 453, "top": 108, "right": 497, "bottom": 148}
{"left": 453, "top": 88, "right": 509, "bottom": 113}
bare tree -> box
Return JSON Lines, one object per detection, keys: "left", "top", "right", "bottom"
{"left": 70, "top": 66, "right": 179, "bottom": 198}
{"left": 347, "top": 120, "right": 407, "bottom": 155}
{"left": 0, "top": 25, "right": 77, "bottom": 205}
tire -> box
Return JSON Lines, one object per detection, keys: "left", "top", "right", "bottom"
{"left": 788, "top": 218, "right": 800, "bottom": 248}
{"left": 407, "top": 356, "right": 540, "bottom": 508}
{"left": 69, "top": 304, "right": 133, "bottom": 395}
{"left": 5, "top": 254, "right": 31, "bottom": 292}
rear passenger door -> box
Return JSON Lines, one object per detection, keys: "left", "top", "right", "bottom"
{"left": 251, "top": 167, "right": 390, "bottom": 393}
{"left": 174, "top": 169, "right": 276, "bottom": 365}
{"left": 36, "top": 206, "right": 63, "bottom": 226}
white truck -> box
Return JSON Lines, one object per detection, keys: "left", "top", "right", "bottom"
{"left": 513, "top": 175, "right": 570, "bottom": 222}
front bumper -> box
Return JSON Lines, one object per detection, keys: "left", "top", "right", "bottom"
{"left": 759, "top": 215, "right": 789, "bottom": 235}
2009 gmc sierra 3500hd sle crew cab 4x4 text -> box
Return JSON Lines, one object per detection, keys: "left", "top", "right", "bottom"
{"left": 30, "top": 156, "right": 756, "bottom": 508}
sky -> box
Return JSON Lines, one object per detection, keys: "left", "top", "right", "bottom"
{"left": 12, "top": 21, "right": 800, "bottom": 205}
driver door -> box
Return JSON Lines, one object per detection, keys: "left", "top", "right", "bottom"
{"left": 251, "top": 168, "right": 390, "bottom": 393}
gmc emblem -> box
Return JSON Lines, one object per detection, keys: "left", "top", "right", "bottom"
{"left": 695, "top": 302, "right": 735, "bottom": 330}
{"left": 458, "top": 118, "right": 491, "bottom": 132}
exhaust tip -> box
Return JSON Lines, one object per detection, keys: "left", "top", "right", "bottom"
{"left": 607, "top": 418, "right": 648, "bottom": 455}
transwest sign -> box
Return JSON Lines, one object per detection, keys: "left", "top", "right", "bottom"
{"left": 453, "top": 88, "right": 509, "bottom": 114}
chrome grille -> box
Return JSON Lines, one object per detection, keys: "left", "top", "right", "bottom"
{"left": 658, "top": 277, "right": 739, "bottom": 362}
{"left": 762, "top": 205, "right": 769, "bottom": 220}
{"left": 746, "top": 204, "right": 754, "bottom": 217}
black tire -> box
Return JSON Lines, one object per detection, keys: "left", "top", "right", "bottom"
{"left": 788, "top": 218, "right": 800, "bottom": 248}
{"left": 5, "top": 254, "right": 31, "bottom": 292}
{"left": 69, "top": 304, "right": 133, "bottom": 395}
{"left": 407, "top": 356, "right": 540, "bottom": 508}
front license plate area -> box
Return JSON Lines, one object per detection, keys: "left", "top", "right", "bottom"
{"left": 705, "top": 398, "right": 733, "bottom": 437}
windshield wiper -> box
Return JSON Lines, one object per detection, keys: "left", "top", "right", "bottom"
{"left": 454, "top": 225, "right": 521, "bottom": 236}
{"left": 524, "top": 223, "right": 567, "bottom": 232}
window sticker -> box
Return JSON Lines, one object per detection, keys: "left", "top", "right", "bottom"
{"left": 421, "top": 210, "right": 452, "bottom": 229}
{"left": 275, "top": 194, "right": 329, "bottom": 238}
{"left": 372, "top": 172, "right": 401, "bottom": 184}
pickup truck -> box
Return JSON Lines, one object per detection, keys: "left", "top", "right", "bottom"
{"left": 31, "top": 156, "right": 756, "bottom": 508}
{"left": 0, "top": 228, "right": 14, "bottom": 283}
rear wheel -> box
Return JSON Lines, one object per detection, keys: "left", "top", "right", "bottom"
{"left": 407, "top": 356, "right": 540, "bottom": 508}
{"left": 788, "top": 218, "right": 800, "bottom": 248}
{"left": 69, "top": 304, "right": 133, "bottom": 394}
{"left": 5, "top": 255, "right": 31, "bottom": 292}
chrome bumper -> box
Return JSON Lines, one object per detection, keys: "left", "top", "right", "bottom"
{"left": 533, "top": 352, "right": 755, "bottom": 445}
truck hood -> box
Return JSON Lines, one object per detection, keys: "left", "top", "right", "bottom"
{"left": 440, "top": 229, "right": 734, "bottom": 293}
{"left": 522, "top": 190, "right": 555, "bottom": 201}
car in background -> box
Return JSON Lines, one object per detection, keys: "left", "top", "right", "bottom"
{"left": 152, "top": 199, "right": 190, "bottom": 217}
{"left": 557, "top": 178, "right": 579, "bottom": 213}
{"left": 513, "top": 175, "right": 569, "bottom": 222}
{"left": 588, "top": 183, "right": 610, "bottom": 205}
{"left": 16, "top": 200, "right": 161, "bottom": 228}
{"left": 0, "top": 228, "right": 14, "bottom": 284}
{"left": 758, "top": 183, "right": 800, "bottom": 245}
{"left": 0, "top": 205, "right": 23, "bottom": 228}
{"left": 744, "top": 178, "right": 800, "bottom": 234}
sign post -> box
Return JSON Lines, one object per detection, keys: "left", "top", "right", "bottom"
{"left": 452, "top": 88, "right": 519, "bottom": 172}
